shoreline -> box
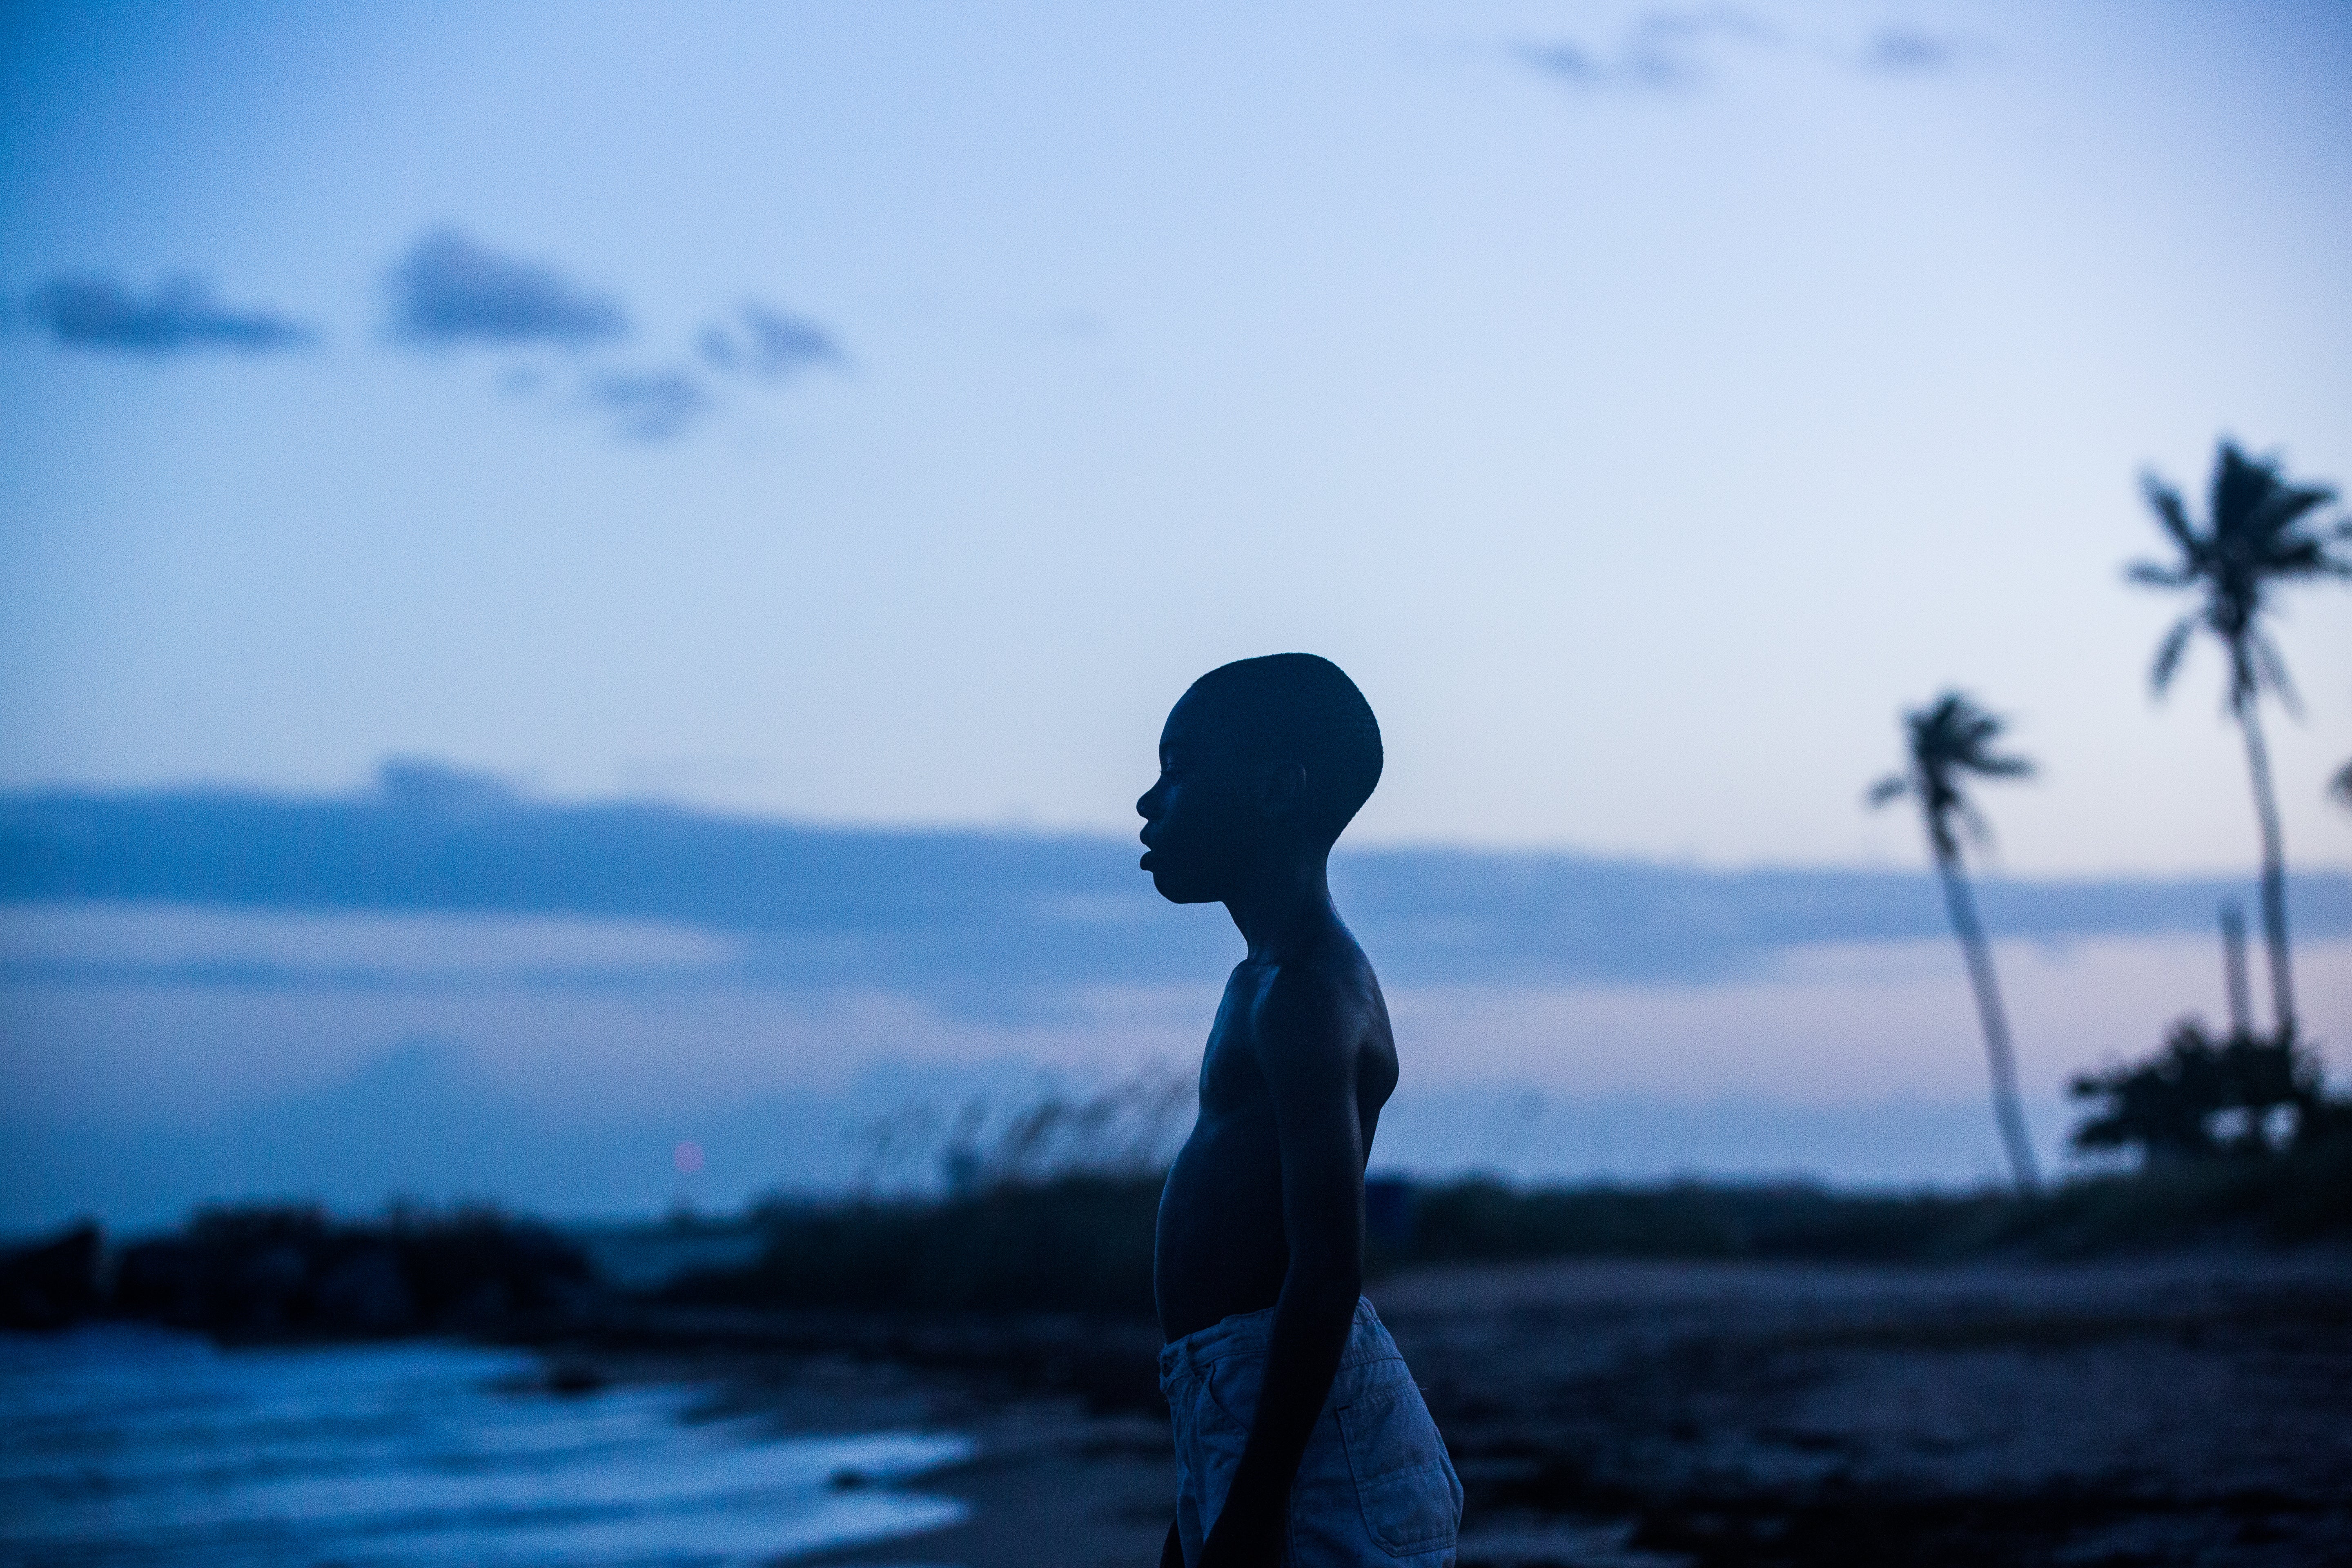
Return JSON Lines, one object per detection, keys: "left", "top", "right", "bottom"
{"left": 539, "top": 1336, "right": 1176, "bottom": 1568}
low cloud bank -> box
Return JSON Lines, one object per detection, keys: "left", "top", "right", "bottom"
{"left": 5, "top": 768, "right": 2343, "bottom": 997}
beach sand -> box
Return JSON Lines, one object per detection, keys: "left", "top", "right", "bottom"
{"left": 563, "top": 1247, "right": 2352, "bottom": 1567}
{"left": 793, "top": 1403, "right": 1176, "bottom": 1568}
{"left": 1394, "top": 1248, "right": 2352, "bottom": 1566}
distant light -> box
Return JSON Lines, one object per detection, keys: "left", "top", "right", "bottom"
{"left": 673, "top": 1140, "right": 705, "bottom": 1175}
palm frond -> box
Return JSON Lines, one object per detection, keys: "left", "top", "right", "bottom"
{"left": 2225, "top": 639, "right": 2261, "bottom": 717}
{"left": 1883, "top": 690, "right": 2030, "bottom": 867}
{"left": 2149, "top": 615, "right": 2196, "bottom": 695}
{"left": 2132, "top": 441, "right": 2348, "bottom": 720}
{"left": 1865, "top": 775, "right": 1909, "bottom": 807}
{"left": 2295, "top": 522, "right": 2352, "bottom": 576}
{"left": 2331, "top": 759, "right": 2352, "bottom": 812}
{"left": 2247, "top": 475, "right": 2339, "bottom": 541}
{"left": 2211, "top": 441, "right": 2272, "bottom": 535}
{"left": 2251, "top": 630, "right": 2302, "bottom": 719}
{"left": 2139, "top": 471, "right": 2198, "bottom": 559}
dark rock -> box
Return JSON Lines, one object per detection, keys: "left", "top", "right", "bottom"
{"left": 105, "top": 1203, "right": 602, "bottom": 1343}
{"left": 314, "top": 1248, "right": 416, "bottom": 1335}
{"left": 228, "top": 1244, "right": 310, "bottom": 1335}
{"left": 544, "top": 1362, "right": 607, "bottom": 1396}
{"left": 0, "top": 1222, "right": 101, "bottom": 1330}
{"left": 111, "top": 1236, "right": 206, "bottom": 1327}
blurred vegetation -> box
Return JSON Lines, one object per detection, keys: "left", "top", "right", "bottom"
{"left": 668, "top": 1069, "right": 1185, "bottom": 1314}
{"left": 663, "top": 1137, "right": 2352, "bottom": 1322}
{"left": 668, "top": 1174, "right": 1166, "bottom": 1315}
{"left": 18, "top": 1053, "right": 2343, "bottom": 1339}
{"left": 2069, "top": 1019, "right": 2336, "bottom": 1162}
{"left": 14, "top": 1145, "right": 2343, "bottom": 1339}
{"left": 846, "top": 1064, "right": 1192, "bottom": 1195}
{"left": 1374, "top": 1138, "right": 2350, "bottom": 1274}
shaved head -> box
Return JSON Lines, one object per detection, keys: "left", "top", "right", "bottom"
{"left": 1181, "top": 653, "right": 1382, "bottom": 844}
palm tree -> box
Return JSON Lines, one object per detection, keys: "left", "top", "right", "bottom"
{"left": 1869, "top": 692, "right": 2041, "bottom": 1193}
{"left": 2129, "top": 441, "right": 2350, "bottom": 1041}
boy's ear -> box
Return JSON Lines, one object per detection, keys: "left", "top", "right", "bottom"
{"left": 1258, "top": 760, "right": 1308, "bottom": 818}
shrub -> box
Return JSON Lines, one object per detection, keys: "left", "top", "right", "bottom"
{"left": 2070, "top": 1020, "right": 2336, "bottom": 1163}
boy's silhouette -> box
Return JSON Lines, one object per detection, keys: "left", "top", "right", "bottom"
{"left": 1140, "top": 655, "right": 1461, "bottom": 1568}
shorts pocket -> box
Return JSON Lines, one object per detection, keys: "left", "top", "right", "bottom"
{"left": 1336, "top": 1383, "right": 1460, "bottom": 1555}
{"left": 1201, "top": 1354, "right": 1262, "bottom": 1433}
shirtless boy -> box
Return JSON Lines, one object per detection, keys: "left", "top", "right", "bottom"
{"left": 1140, "top": 654, "right": 1462, "bottom": 1568}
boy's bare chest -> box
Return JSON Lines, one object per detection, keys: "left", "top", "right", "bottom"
{"left": 1196, "top": 975, "right": 1273, "bottom": 1117}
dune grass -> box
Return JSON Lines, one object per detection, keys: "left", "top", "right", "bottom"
{"left": 663, "top": 1135, "right": 2351, "bottom": 1319}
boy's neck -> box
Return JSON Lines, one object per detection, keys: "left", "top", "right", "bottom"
{"left": 1223, "top": 849, "right": 1340, "bottom": 961}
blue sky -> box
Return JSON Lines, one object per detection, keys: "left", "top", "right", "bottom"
{"left": 4, "top": 3, "right": 2352, "bottom": 1225}
{"left": 2, "top": 0, "right": 2348, "bottom": 873}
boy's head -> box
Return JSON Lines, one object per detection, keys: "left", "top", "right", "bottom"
{"left": 1136, "top": 653, "right": 1382, "bottom": 904}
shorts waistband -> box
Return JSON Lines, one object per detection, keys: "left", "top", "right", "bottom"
{"left": 1158, "top": 1296, "right": 1391, "bottom": 1385}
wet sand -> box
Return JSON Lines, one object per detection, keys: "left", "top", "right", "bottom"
{"left": 566, "top": 1248, "right": 2352, "bottom": 1566}
{"left": 554, "top": 1340, "right": 1177, "bottom": 1568}
{"left": 791, "top": 1403, "right": 1176, "bottom": 1568}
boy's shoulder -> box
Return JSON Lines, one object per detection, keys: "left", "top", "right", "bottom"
{"left": 1247, "top": 933, "right": 1380, "bottom": 1065}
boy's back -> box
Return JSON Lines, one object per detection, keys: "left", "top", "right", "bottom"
{"left": 1136, "top": 654, "right": 1460, "bottom": 1568}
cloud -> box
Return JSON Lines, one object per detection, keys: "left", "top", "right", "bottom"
{"left": 697, "top": 302, "right": 842, "bottom": 379}
{"left": 374, "top": 757, "right": 519, "bottom": 817}
{"left": 587, "top": 369, "right": 708, "bottom": 441}
{"left": 1516, "top": 40, "right": 1611, "bottom": 86}
{"left": 12, "top": 782, "right": 2347, "bottom": 1001}
{"left": 374, "top": 238, "right": 836, "bottom": 442}
{"left": 22, "top": 275, "right": 316, "bottom": 354}
{"left": 388, "top": 229, "right": 627, "bottom": 347}
{"left": 1862, "top": 27, "right": 1961, "bottom": 73}
{"left": 1518, "top": 9, "right": 1774, "bottom": 91}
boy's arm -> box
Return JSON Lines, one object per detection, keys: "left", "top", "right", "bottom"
{"left": 1198, "top": 969, "right": 1365, "bottom": 1568}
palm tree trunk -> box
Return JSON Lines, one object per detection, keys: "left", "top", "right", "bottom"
{"left": 1934, "top": 849, "right": 2041, "bottom": 1193}
{"left": 2220, "top": 902, "right": 2253, "bottom": 1038}
{"left": 2236, "top": 702, "right": 2296, "bottom": 1038}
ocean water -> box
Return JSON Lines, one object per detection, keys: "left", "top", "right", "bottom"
{"left": 0, "top": 1326, "right": 971, "bottom": 1566}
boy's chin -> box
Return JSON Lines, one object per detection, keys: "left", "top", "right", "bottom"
{"left": 1148, "top": 866, "right": 1222, "bottom": 905}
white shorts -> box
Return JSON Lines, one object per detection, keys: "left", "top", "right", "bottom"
{"left": 1158, "top": 1297, "right": 1463, "bottom": 1566}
